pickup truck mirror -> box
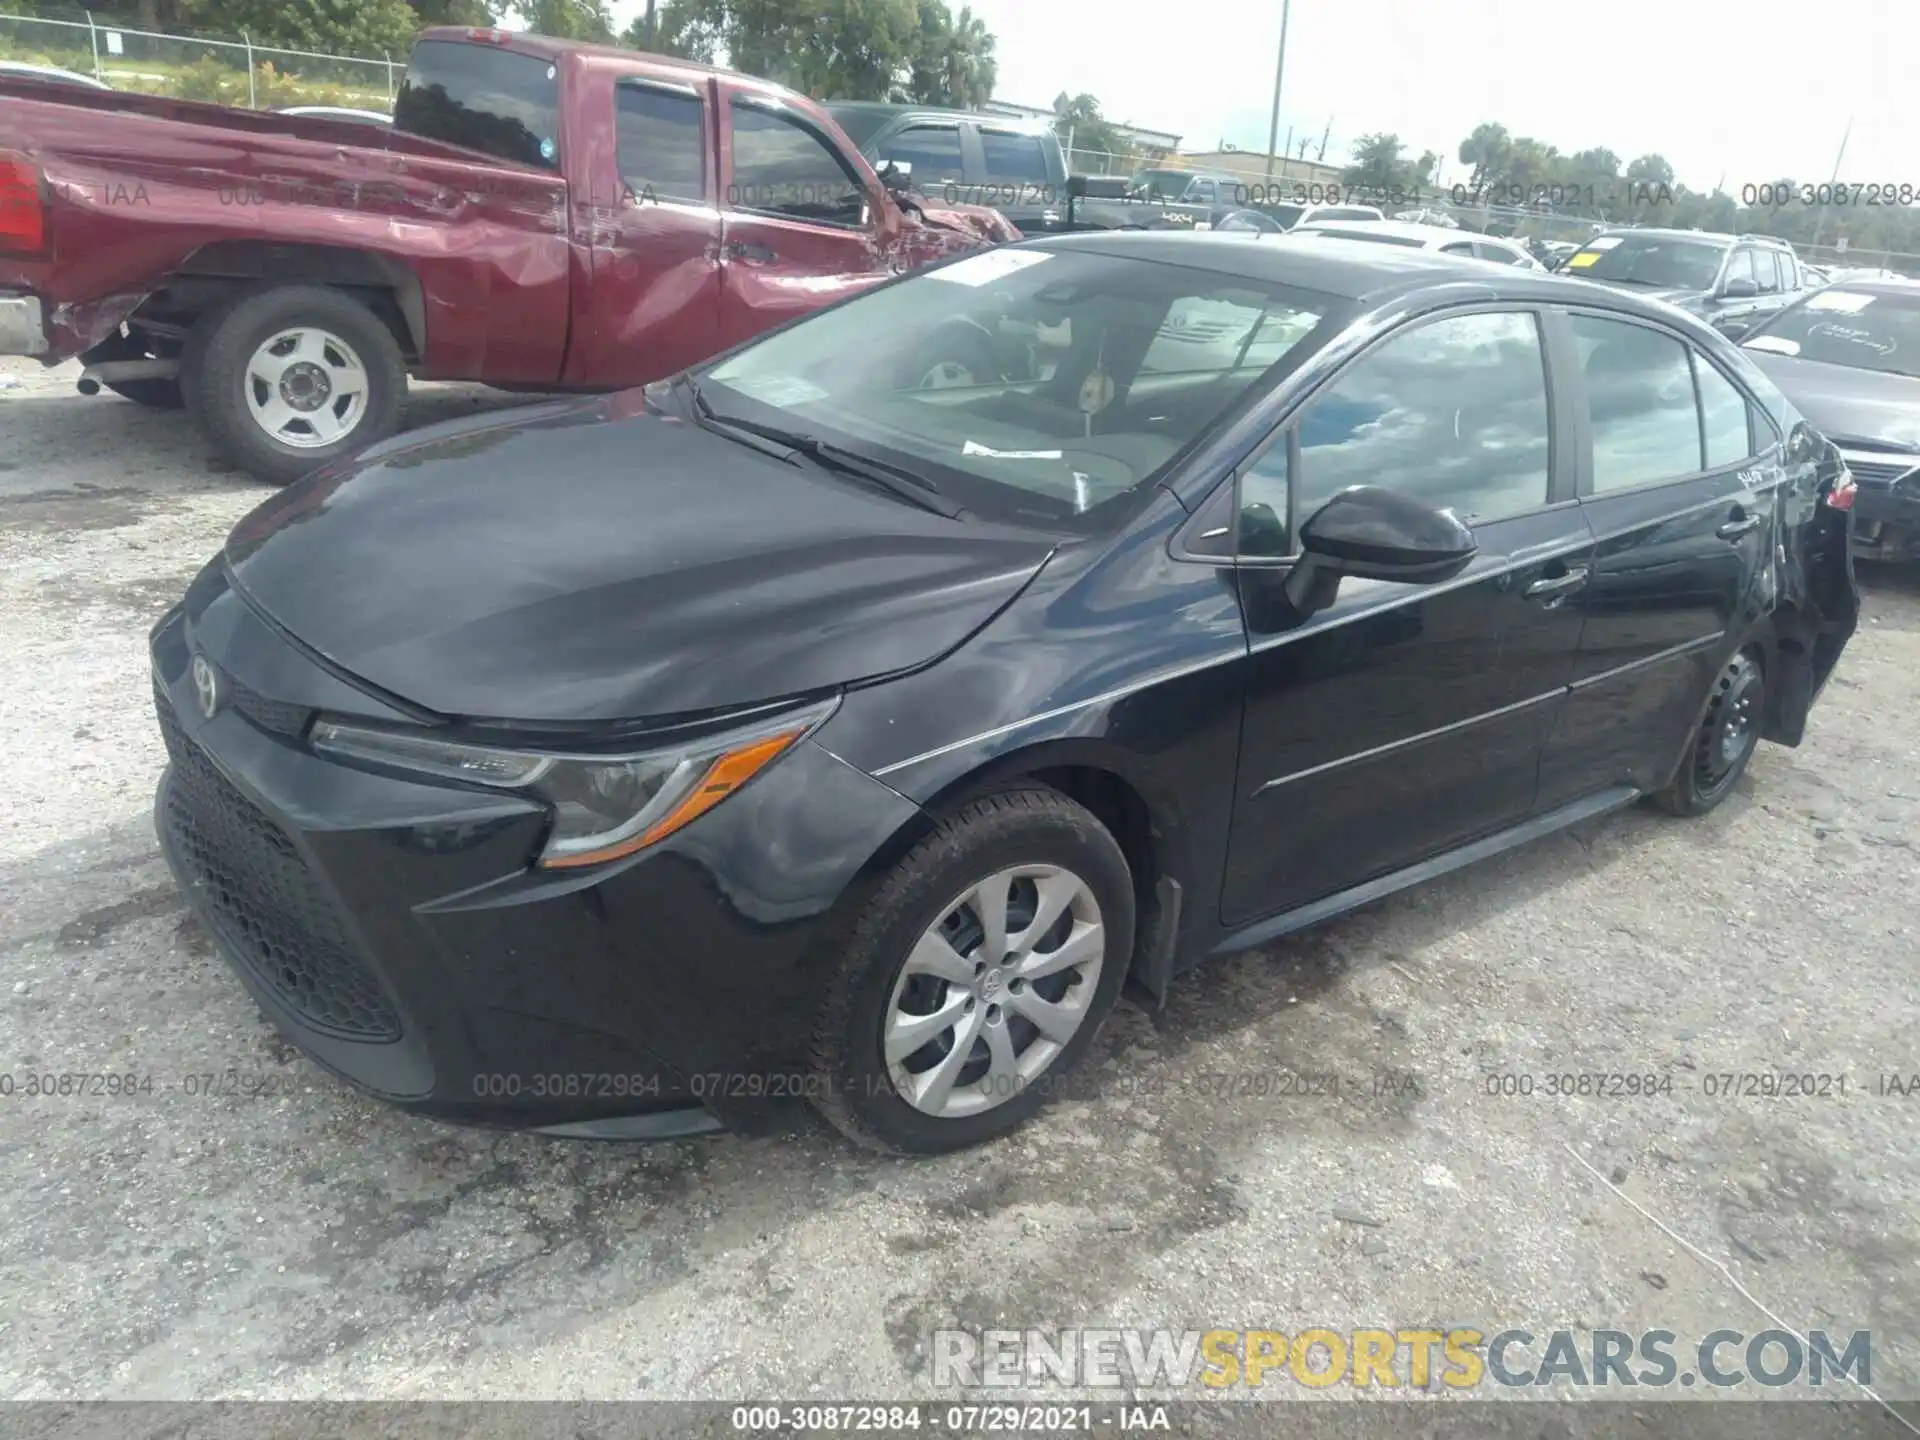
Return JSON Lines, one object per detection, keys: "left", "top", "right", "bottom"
{"left": 1719, "top": 276, "right": 1759, "bottom": 299}
{"left": 878, "top": 159, "right": 913, "bottom": 192}
{"left": 1066, "top": 173, "right": 1089, "bottom": 200}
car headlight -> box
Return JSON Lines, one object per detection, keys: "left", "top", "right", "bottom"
{"left": 310, "top": 699, "right": 836, "bottom": 869}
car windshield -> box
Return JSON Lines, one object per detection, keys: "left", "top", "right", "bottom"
{"left": 1744, "top": 288, "right": 1920, "bottom": 378}
{"left": 701, "top": 248, "right": 1340, "bottom": 530}
{"left": 1565, "top": 235, "right": 1726, "bottom": 289}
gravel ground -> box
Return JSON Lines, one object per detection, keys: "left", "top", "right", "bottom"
{"left": 1, "top": 356, "right": 1916, "bottom": 1427}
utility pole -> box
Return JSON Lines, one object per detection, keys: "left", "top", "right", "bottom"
{"left": 1809, "top": 115, "right": 1851, "bottom": 251}
{"left": 644, "top": 0, "right": 657, "bottom": 45}
{"left": 1262, "top": 0, "right": 1292, "bottom": 181}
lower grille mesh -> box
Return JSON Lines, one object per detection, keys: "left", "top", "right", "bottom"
{"left": 156, "top": 686, "right": 401, "bottom": 1041}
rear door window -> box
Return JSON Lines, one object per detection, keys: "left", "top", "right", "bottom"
{"left": 395, "top": 40, "right": 560, "bottom": 170}
{"left": 979, "top": 130, "right": 1052, "bottom": 184}
{"left": 615, "top": 82, "right": 706, "bottom": 201}
{"left": 1571, "top": 314, "right": 1702, "bottom": 489}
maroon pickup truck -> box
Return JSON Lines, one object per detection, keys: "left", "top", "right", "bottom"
{"left": 0, "top": 28, "right": 1018, "bottom": 483}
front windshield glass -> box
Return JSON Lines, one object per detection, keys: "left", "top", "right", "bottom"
{"left": 1745, "top": 288, "right": 1920, "bottom": 378}
{"left": 1564, "top": 234, "right": 1726, "bottom": 288}
{"left": 702, "top": 248, "right": 1340, "bottom": 529}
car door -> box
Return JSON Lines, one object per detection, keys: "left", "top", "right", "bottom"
{"left": 1705, "top": 245, "right": 1762, "bottom": 333}
{"left": 564, "top": 71, "right": 724, "bottom": 388}
{"left": 1534, "top": 308, "right": 1775, "bottom": 808}
{"left": 974, "top": 125, "right": 1065, "bottom": 232}
{"left": 1217, "top": 306, "right": 1593, "bottom": 926}
{"left": 714, "top": 88, "right": 894, "bottom": 349}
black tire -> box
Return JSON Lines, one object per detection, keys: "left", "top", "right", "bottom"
{"left": 81, "top": 331, "right": 184, "bottom": 409}
{"left": 1650, "top": 646, "right": 1767, "bottom": 816}
{"left": 182, "top": 285, "right": 406, "bottom": 486}
{"left": 808, "top": 787, "right": 1135, "bottom": 1155}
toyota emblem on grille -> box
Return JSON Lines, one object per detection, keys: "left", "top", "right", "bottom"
{"left": 191, "top": 654, "right": 221, "bottom": 720}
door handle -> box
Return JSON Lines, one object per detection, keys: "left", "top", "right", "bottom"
{"left": 727, "top": 241, "right": 777, "bottom": 264}
{"left": 1524, "top": 566, "right": 1590, "bottom": 600}
{"left": 1717, "top": 514, "right": 1762, "bottom": 540}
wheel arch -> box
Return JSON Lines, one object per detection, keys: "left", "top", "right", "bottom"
{"left": 855, "top": 738, "right": 1195, "bottom": 1002}
{"left": 130, "top": 241, "right": 426, "bottom": 362}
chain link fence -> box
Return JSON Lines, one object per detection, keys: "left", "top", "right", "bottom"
{"left": 0, "top": 8, "right": 398, "bottom": 112}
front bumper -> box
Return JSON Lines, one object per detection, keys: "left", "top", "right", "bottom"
{"left": 148, "top": 582, "right": 923, "bottom": 1136}
{"left": 0, "top": 294, "right": 47, "bottom": 356}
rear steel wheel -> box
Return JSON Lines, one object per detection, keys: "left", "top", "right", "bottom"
{"left": 1651, "top": 646, "right": 1767, "bottom": 816}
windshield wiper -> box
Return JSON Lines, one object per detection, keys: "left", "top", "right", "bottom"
{"left": 684, "top": 378, "right": 965, "bottom": 519}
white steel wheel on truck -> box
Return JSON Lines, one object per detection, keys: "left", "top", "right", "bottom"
{"left": 182, "top": 285, "right": 407, "bottom": 486}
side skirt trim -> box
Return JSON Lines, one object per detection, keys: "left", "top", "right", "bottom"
{"left": 1208, "top": 784, "right": 1641, "bottom": 958}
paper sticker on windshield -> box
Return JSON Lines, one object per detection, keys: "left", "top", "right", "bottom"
{"left": 1584, "top": 236, "right": 1624, "bottom": 251}
{"left": 1805, "top": 290, "right": 1875, "bottom": 314}
{"left": 928, "top": 249, "right": 1053, "bottom": 287}
{"left": 729, "top": 375, "right": 828, "bottom": 406}
{"left": 1567, "top": 252, "right": 1601, "bottom": 268}
{"left": 1744, "top": 335, "right": 1800, "bottom": 356}
{"left": 963, "top": 440, "right": 1063, "bottom": 459}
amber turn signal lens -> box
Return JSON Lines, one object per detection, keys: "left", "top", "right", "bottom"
{"left": 539, "top": 727, "right": 807, "bottom": 869}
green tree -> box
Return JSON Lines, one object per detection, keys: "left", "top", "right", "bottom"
{"left": 630, "top": 0, "right": 924, "bottom": 99}
{"left": 514, "top": 0, "right": 614, "bottom": 42}
{"left": 903, "top": 1, "right": 994, "bottom": 107}
{"left": 407, "top": 0, "right": 495, "bottom": 25}
{"left": 1341, "top": 133, "right": 1435, "bottom": 193}
{"left": 1624, "top": 153, "right": 1675, "bottom": 187}
{"left": 214, "top": 0, "right": 420, "bottom": 54}
{"left": 1457, "top": 121, "right": 1512, "bottom": 187}
{"left": 1055, "top": 93, "right": 1124, "bottom": 161}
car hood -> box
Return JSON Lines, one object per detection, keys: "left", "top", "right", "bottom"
{"left": 1567, "top": 277, "right": 1702, "bottom": 308}
{"left": 1742, "top": 350, "right": 1920, "bottom": 451}
{"left": 222, "top": 394, "right": 1055, "bottom": 724}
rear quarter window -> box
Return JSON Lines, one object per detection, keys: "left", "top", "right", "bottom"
{"left": 394, "top": 41, "right": 561, "bottom": 170}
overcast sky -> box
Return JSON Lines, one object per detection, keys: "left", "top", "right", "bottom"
{"left": 604, "top": 0, "right": 1912, "bottom": 192}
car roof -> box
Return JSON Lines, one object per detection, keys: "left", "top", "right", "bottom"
{"left": 823, "top": 101, "right": 1052, "bottom": 134}
{"left": 1025, "top": 230, "right": 1713, "bottom": 315}
{"left": 1587, "top": 227, "right": 1789, "bottom": 249}
{"left": 1296, "top": 218, "right": 1495, "bottom": 246}
{"left": 0, "top": 60, "right": 109, "bottom": 88}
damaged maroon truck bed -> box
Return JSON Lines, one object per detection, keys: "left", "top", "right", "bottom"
{"left": 0, "top": 27, "right": 1018, "bottom": 483}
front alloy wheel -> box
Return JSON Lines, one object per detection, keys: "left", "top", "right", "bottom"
{"left": 809, "top": 787, "right": 1134, "bottom": 1154}
{"left": 885, "top": 865, "right": 1106, "bottom": 1118}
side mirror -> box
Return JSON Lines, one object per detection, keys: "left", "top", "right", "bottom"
{"left": 878, "top": 159, "right": 913, "bottom": 192}
{"left": 1282, "top": 485, "right": 1478, "bottom": 616}
{"left": 1066, "top": 173, "right": 1090, "bottom": 200}
{"left": 1717, "top": 316, "right": 1755, "bottom": 340}
{"left": 1720, "top": 276, "right": 1759, "bottom": 299}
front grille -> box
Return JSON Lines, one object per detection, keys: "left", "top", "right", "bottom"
{"left": 156, "top": 685, "right": 402, "bottom": 1041}
{"left": 223, "top": 670, "right": 313, "bottom": 739}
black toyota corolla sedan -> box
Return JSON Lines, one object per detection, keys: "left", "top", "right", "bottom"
{"left": 150, "top": 233, "right": 1859, "bottom": 1154}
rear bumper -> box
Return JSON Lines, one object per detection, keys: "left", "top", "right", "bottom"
{"left": 0, "top": 294, "right": 46, "bottom": 355}
{"left": 1852, "top": 481, "right": 1920, "bottom": 562}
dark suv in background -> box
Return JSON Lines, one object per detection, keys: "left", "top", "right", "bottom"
{"left": 1557, "top": 229, "right": 1809, "bottom": 336}
{"left": 828, "top": 104, "right": 1208, "bottom": 234}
